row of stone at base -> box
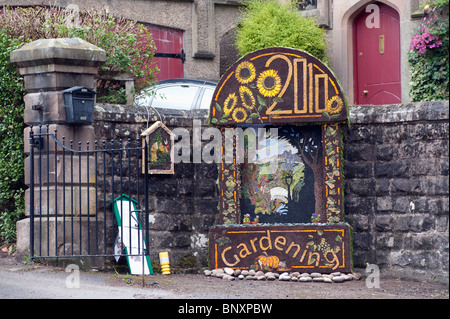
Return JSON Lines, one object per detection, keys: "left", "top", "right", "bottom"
{"left": 204, "top": 268, "right": 362, "bottom": 283}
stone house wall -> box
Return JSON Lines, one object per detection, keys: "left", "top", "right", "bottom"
{"left": 6, "top": 0, "right": 243, "bottom": 80}
{"left": 93, "top": 101, "right": 448, "bottom": 283}
{"left": 6, "top": 0, "right": 430, "bottom": 104}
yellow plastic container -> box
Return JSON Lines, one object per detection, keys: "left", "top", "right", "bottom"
{"left": 159, "top": 251, "right": 171, "bottom": 275}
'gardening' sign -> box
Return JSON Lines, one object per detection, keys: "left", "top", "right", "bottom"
{"left": 209, "top": 224, "right": 352, "bottom": 273}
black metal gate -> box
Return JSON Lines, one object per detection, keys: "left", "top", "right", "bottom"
{"left": 28, "top": 125, "right": 150, "bottom": 262}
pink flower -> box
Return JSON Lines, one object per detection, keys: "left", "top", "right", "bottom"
{"left": 410, "top": 14, "right": 442, "bottom": 55}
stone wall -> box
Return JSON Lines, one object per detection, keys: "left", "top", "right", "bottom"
{"left": 344, "top": 101, "right": 449, "bottom": 284}
{"left": 93, "top": 101, "right": 449, "bottom": 282}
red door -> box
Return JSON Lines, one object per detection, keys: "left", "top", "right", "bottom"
{"left": 353, "top": 3, "right": 401, "bottom": 105}
{"left": 146, "top": 25, "right": 184, "bottom": 81}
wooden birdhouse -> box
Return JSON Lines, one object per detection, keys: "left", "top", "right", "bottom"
{"left": 141, "top": 121, "right": 175, "bottom": 174}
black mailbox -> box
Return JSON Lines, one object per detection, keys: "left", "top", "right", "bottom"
{"left": 63, "top": 86, "right": 96, "bottom": 124}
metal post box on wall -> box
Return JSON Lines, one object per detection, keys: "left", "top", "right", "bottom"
{"left": 63, "top": 86, "right": 96, "bottom": 124}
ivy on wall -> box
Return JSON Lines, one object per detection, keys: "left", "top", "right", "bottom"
{"left": 0, "top": 31, "right": 25, "bottom": 243}
{"left": 408, "top": 1, "right": 449, "bottom": 102}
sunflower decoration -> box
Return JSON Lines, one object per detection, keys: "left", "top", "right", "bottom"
{"left": 256, "top": 69, "right": 282, "bottom": 97}
{"left": 235, "top": 61, "right": 256, "bottom": 84}
{"left": 232, "top": 107, "right": 248, "bottom": 123}
{"left": 239, "top": 86, "right": 256, "bottom": 109}
{"left": 223, "top": 93, "right": 238, "bottom": 115}
{"left": 326, "top": 95, "right": 344, "bottom": 115}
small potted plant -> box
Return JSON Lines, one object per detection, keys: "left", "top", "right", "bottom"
{"left": 243, "top": 213, "right": 251, "bottom": 224}
{"left": 311, "top": 213, "right": 321, "bottom": 223}
{"left": 251, "top": 215, "right": 259, "bottom": 224}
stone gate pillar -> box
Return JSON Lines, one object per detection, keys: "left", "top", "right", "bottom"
{"left": 10, "top": 38, "right": 106, "bottom": 262}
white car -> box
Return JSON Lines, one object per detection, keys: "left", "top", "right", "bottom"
{"left": 134, "top": 78, "right": 218, "bottom": 111}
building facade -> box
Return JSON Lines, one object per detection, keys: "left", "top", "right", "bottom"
{"left": 284, "top": 0, "right": 427, "bottom": 105}
{"left": 4, "top": 0, "right": 429, "bottom": 104}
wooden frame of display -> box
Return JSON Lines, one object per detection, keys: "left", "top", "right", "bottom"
{"left": 209, "top": 47, "right": 352, "bottom": 273}
{"left": 141, "top": 121, "right": 175, "bottom": 175}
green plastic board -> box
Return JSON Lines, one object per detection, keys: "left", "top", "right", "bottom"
{"left": 113, "top": 194, "right": 153, "bottom": 275}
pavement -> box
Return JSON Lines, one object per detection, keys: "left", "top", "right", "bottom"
{"left": 0, "top": 255, "right": 448, "bottom": 300}
{"left": 0, "top": 257, "right": 177, "bottom": 299}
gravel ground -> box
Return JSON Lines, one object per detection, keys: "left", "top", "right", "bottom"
{"left": 0, "top": 254, "right": 448, "bottom": 299}
{"left": 133, "top": 273, "right": 449, "bottom": 299}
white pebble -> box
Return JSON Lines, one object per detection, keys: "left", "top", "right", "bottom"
{"left": 257, "top": 275, "right": 266, "bottom": 281}
{"left": 332, "top": 275, "right": 345, "bottom": 283}
{"left": 224, "top": 267, "right": 234, "bottom": 275}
